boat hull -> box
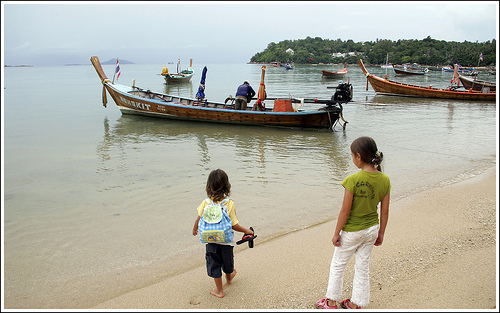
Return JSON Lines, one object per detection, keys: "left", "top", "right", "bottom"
{"left": 322, "top": 69, "right": 348, "bottom": 77}
{"left": 109, "top": 86, "right": 338, "bottom": 128}
{"left": 358, "top": 59, "right": 495, "bottom": 101}
{"left": 163, "top": 72, "right": 194, "bottom": 84}
{"left": 393, "top": 67, "right": 426, "bottom": 75}
{"left": 459, "top": 75, "right": 496, "bottom": 92}
{"left": 91, "top": 56, "right": 342, "bottom": 129}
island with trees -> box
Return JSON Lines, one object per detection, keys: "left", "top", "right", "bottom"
{"left": 250, "top": 36, "right": 496, "bottom": 67}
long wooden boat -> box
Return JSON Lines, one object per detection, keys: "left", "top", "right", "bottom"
{"left": 459, "top": 75, "right": 496, "bottom": 92}
{"left": 322, "top": 68, "right": 348, "bottom": 78}
{"left": 393, "top": 64, "right": 428, "bottom": 75}
{"left": 91, "top": 56, "right": 348, "bottom": 130}
{"left": 426, "top": 66, "right": 442, "bottom": 71}
{"left": 358, "top": 59, "right": 495, "bottom": 101}
{"left": 161, "top": 58, "right": 194, "bottom": 84}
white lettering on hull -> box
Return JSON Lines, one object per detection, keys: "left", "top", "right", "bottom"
{"left": 120, "top": 96, "right": 151, "bottom": 111}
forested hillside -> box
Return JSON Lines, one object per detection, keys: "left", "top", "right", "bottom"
{"left": 250, "top": 36, "right": 496, "bottom": 66}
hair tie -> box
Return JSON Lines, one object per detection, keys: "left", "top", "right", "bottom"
{"left": 372, "top": 151, "right": 383, "bottom": 164}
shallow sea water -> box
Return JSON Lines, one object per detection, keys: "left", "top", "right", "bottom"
{"left": 2, "top": 62, "right": 497, "bottom": 308}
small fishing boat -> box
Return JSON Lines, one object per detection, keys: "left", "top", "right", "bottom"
{"left": 393, "top": 64, "right": 428, "bottom": 75}
{"left": 358, "top": 59, "right": 495, "bottom": 101}
{"left": 91, "top": 56, "right": 350, "bottom": 130}
{"left": 284, "top": 62, "right": 295, "bottom": 69}
{"left": 322, "top": 68, "right": 348, "bottom": 77}
{"left": 426, "top": 66, "right": 442, "bottom": 71}
{"left": 459, "top": 75, "right": 496, "bottom": 92}
{"left": 161, "top": 58, "right": 194, "bottom": 84}
{"left": 322, "top": 67, "right": 348, "bottom": 78}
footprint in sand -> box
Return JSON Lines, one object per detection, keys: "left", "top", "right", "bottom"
{"left": 189, "top": 296, "right": 201, "bottom": 305}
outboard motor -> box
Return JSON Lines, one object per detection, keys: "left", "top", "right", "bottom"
{"left": 332, "top": 81, "right": 353, "bottom": 103}
{"left": 320, "top": 81, "right": 352, "bottom": 130}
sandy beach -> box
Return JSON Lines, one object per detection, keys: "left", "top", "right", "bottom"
{"left": 92, "top": 166, "right": 497, "bottom": 310}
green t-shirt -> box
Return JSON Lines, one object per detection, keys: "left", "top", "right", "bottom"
{"left": 341, "top": 170, "right": 391, "bottom": 232}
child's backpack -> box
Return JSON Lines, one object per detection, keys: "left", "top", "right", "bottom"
{"left": 198, "top": 198, "right": 233, "bottom": 244}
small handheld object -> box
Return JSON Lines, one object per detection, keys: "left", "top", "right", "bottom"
{"left": 236, "top": 226, "right": 257, "bottom": 248}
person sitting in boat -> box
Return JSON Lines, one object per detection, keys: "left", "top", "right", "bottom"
{"left": 234, "top": 81, "right": 256, "bottom": 110}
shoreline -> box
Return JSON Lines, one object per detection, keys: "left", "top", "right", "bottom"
{"left": 92, "top": 166, "right": 497, "bottom": 310}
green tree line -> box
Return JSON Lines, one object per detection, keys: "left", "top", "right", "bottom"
{"left": 250, "top": 36, "right": 496, "bottom": 66}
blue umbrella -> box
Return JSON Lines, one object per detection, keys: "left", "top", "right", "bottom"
{"left": 196, "top": 66, "right": 207, "bottom": 100}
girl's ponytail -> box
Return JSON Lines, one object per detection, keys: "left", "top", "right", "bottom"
{"left": 351, "top": 136, "right": 384, "bottom": 172}
{"left": 371, "top": 151, "right": 384, "bottom": 172}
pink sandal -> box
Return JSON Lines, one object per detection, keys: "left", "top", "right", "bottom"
{"left": 315, "top": 298, "right": 338, "bottom": 309}
{"left": 340, "top": 299, "right": 361, "bottom": 309}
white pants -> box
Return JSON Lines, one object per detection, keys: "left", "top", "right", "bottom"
{"left": 325, "top": 224, "right": 379, "bottom": 308}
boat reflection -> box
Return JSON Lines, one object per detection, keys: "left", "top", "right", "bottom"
{"left": 96, "top": 114, "right": 352, "bottom": 181}
{"left": 164, "top": 81, "right": 194, "bottom": 98}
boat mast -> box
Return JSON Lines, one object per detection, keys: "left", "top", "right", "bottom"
{"left": 385, "top": 53, "right": 389, "bottom": 78}
{"left": 112, "top": 57, "right": 118, "bottom": 84}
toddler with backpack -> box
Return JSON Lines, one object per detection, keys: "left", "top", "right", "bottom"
{"left": 192, "top": 169, "right": 255, "bottom": 298}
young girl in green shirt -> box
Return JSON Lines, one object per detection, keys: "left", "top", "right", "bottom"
{"left": 316, "top": 136, "right": 391, "bottom": 309}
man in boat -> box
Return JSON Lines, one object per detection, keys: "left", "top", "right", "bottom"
{"left": 234, "top": 81, "right": 256, "bottom": 110}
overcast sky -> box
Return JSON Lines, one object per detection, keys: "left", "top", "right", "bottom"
{"left": 2, "top": 1, "right": 498, "bottom": 66}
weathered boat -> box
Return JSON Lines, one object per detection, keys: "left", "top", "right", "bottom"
{"left": 358, "top": 59, "right": 495, "bottom": 101}
{"left": 161, "top": 58, "right": 194, "bottom": 84}
{"left": 459, "top": 75, "right": 496, "bottom": 92}
{"left": 426, "top": 66, "right": 443, "bottom": 71}
{"left": 393, "top": 64, "right": 428, "bottom": 75}
{"left": 322, "top": 68, "right": 348, "bottom": 78}
{"left": 91, "top": 56, "right": 349, "bottom": 130}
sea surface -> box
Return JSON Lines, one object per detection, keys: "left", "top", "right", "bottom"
{"left": 2, "top": 61, "right": 497, "bottom": 308}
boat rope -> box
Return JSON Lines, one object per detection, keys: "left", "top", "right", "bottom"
{"left": 102, "top": 85, "right": 107, "bottom": 108}
{"left": 339, "top": 106, "right": 348, "bottom": 124}
{"left": 327, "top": 111, "right": 335, "bottom": 130}
{"left": 101, "top": 79, "right": 110, "bottom": 108}
{"left": 339, "top": 111, "right": 348, "bottom": 130}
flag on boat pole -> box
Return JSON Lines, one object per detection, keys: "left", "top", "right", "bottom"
{"left": 112, "top": 58, "right": 121, "bottom": 83}
{"left": 477, "top": 52, "right": 484, "bottom": 68}
{"left": 451, "top": 64, "right": 459, "bottom": 86}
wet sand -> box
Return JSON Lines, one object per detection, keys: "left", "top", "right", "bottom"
{"left": 92, "top": 166, "right": 497, "bottom": 310}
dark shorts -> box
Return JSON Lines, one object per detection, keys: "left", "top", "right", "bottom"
{"left": 205, "top": 243, "right": 234, "bottom": 278}
{"left": 234, "top": 98, "right": 247, "bottom": 110}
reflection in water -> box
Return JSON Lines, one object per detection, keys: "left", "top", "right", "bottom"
{"left": 164, "top": 81, "right": 194, "bottom": 98}
{"left": 194, "top": 133, "right": 211, "bottom": 170}
{"left": 446, "top": 103, "right": 455, "bottom": 131}
{"left": 97, "top": 115, "right": 352, "bottom": 175}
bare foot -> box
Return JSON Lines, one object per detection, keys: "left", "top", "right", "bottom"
{"left": 210, "top": 288, "right": 224, "bottom": 298}
{"left": 327, "top": 299, "right": 337, "bottom": 307}
{"left": 226, "top": 269, "right": 237, "bottom": 284}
